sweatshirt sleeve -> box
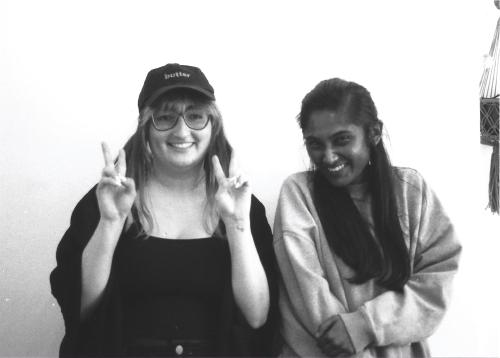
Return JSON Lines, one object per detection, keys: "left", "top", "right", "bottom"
{"left": 273, "top": 176, "right": 348, "bottom": 336}
{"left": 340, "top": 173, "right": 462, "bottom": 349}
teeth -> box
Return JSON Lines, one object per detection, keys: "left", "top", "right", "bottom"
{"left": 328, "top": 163, "right": 346, "bottom": 172}
{"left": 170, "top": 142, "right": 193, "bottom": 149}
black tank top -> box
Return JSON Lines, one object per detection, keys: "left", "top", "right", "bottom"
{"left": 115, "top": 233, "right": 230, "bottom": 355}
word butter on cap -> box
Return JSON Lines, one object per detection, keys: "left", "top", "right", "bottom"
{"left": 137, "top": 63, "right": 215, "bottom": 111}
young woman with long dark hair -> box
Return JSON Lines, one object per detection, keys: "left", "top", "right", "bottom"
{"left": 273, "top": 78, "right": 461, "bottom": 357}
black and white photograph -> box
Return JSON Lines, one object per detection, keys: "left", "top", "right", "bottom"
{"left": 1, "top": 1, "right": 499, "bottom": 357}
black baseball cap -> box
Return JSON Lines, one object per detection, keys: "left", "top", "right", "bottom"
{"left": 137, "top": 63, "right": 215, "bottom": 111}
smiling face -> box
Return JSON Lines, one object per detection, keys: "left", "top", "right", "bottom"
{"left": 148, "top": 98, "right": 212, "bottom": 173}
{"left": 304, "top": 110, "right": 372, "bottom": 187}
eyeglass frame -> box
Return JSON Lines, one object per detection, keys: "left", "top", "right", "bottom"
{"left": 150, "top": 110, "right": 211, "bottom": 131}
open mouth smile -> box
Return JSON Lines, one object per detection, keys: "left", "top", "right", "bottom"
{"left": 327, "top": 162, "right": 346, "bottom": 173}
{"left": 168, "top": 142, "right": 195, "bottom": 149}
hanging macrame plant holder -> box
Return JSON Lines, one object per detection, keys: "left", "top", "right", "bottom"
{"left": 480, "top": 5, "right": 500, "bottom": 214}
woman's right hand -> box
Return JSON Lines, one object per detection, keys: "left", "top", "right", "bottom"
{"left": 96, "top": 142, "right": 136, "bottom": 222}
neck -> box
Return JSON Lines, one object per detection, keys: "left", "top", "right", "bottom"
{"left": 150, "top": 162, "right": 206, "bottom": 193}
{"left": 346, "top": 181, "right": 369, "bottom": 201}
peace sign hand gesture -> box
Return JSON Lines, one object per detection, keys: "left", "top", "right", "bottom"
{"left": 211, "top": 153, "right": 251, "bottom": 228}
{"left": 96, "top": 142, "right": 136, "bottom": 223}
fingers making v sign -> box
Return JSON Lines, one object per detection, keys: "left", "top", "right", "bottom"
{"left": 96, "top": 142, "right": 136, "bottom": 222}
{"left": 211, "top": 151, "right": 251, "bottom": 227}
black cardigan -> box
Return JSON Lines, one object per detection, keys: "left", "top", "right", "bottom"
{"left": 50, "top": 186, "right": 280, "bottom": 357}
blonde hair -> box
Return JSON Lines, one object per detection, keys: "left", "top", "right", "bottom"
{"left": 123, "top": 90, "right": 232, "bottom": 237}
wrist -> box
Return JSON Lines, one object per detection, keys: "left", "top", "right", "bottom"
{"left": 84, "top": 219, "right": 125, "bottom": 258}
{"left": 96, "top": 218, "right": 126, "bottom": 245}
{"left": 340, "top": 310, "right": 375, "bottom": 353}
{"left": 222, "top": 215, "right": 250, "bottom": 233}
{"left": 99, "top": 216, "right": 127, "bottom": 228}
{"left": 98, "top": 209, "right": 128, "bottom": 223}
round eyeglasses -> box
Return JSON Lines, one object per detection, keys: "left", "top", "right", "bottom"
{"left": 151, "top": 110, "right": 210, "bottom": 131}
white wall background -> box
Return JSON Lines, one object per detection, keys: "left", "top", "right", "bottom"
{"left": 1, "top": 0, "right": 499, "bottom": 356}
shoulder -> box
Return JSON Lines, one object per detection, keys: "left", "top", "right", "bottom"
{"left": 391, "top": 166, "right": 429, "bottom": 202}
{"left": 391, "top": 166, "right": 448, "bottom": 224}
{"left": 64, "top": 184, "right": 101, "bottom": 246}
{"left": 249, "top": 194, "right": 272, "bottom": 234}
{"left": 279, "top": 171, "right": 312, "bottom": 200}
{"left": 248, "top": 195, "right": 275, "bottom": 264}
{"left": 282, "top": 171, "right": 310, "bottom": 188}
{"left": 75, "top": 184, "right": 99, "bottom": 210}
{"left": 392, "top": 166, "right": 426, "bottom": 188}
{"left": 250, "top": 193, "right": 266, "bottom": 213}
{"left": 70, "top": 184, "right": 100, "bottom": 224}
{"left": 249, "top": 194, "right": 269, "bottom": 226}
{"left": 274, "top": 172, "right": 319, "bottom": 235}
{"left": 275, "top": 171, "right": 316, "bottom": 217}
{"left": 54, "top": 184, "right": 101, "bottom": 264}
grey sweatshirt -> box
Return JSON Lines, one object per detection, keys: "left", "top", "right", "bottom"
{"left": 273, "top": 167, "right": 461, "bottom": 357}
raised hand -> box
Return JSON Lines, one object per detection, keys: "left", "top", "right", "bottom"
{"left": 211, "top": 152, "right": 251, "bottom": 227}
{"left": 96, "top": 142, "right": 136, "bottom": 222}
{"left": 316, "top": 315, "right": 356, "bottom": 357}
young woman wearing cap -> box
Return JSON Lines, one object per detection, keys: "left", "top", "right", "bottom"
{"left": 50, "top": 63, "right": 279, "bottom": 357}
{"left": 273, "top": 78, "right": 461, "bottom": 357}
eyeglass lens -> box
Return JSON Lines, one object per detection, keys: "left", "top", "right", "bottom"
{"left": 153, "top": 110, "right": 209, "bottom": 131}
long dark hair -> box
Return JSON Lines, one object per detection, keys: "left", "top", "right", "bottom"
{"left": 298, "top": 78, "right": 410, "bottom": 291}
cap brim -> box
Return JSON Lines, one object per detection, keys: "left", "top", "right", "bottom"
{"left": 143, "top": 85, "right": 215, "bottom": 108}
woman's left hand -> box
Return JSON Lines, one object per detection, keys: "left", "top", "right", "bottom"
{"left": 212, "top": 153, "right": 251, "bottom": 227}
{"left": 316, "top": 315, "right": 355, "bottom": 357}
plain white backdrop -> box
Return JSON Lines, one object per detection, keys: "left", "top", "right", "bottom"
{"left": 1, "top": 0, "right": 499, "bottom": 356}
